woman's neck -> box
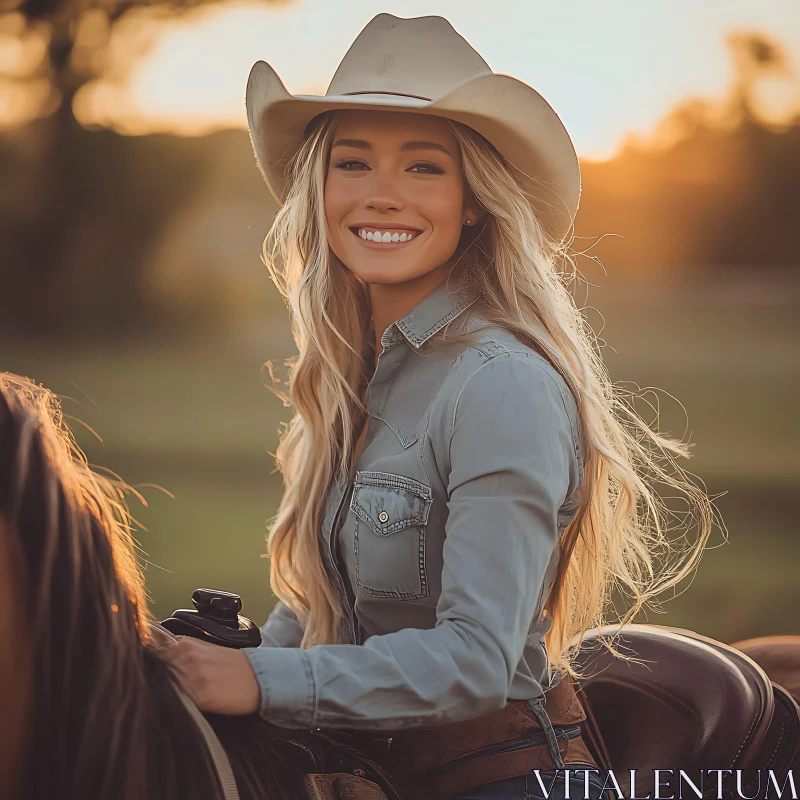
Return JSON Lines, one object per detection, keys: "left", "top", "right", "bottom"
{"left": 368, "top": 260, "right": 457, "bottom": 355}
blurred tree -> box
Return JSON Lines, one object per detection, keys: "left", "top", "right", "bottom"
{"left": 727, "top": 31, "right": 792, "bottom": 123}
{"left": 708, "top": 32, "right": 800, "bottom": 267}
{"left": 4, "top": 0, "right": 290, "bottom": 128}
{"left": 575, "top": 31, "right": 799, "bottom": 277}
{"left": 0, "top": 0, "right": 286, "bottom": 337}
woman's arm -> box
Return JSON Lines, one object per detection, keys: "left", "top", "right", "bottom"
{"left": 240, "top": 352, "right": 582, "bottom": 730}
{"left": 164, "top": 597, "right": 308, "bottom": 716}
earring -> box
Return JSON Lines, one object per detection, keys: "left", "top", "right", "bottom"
{"left": 464, "top": 218, "right": 473, "bottom": 226}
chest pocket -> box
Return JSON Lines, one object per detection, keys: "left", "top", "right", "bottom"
{"left": 350, "top": 470, "right": 433, "bottom": 601}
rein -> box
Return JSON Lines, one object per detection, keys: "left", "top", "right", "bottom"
{"left": 148, "top": 622, "right": 240, "bottom": 800}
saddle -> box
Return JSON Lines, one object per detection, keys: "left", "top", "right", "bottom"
{"left": 574, "top": 624, "right": 800, "bottom": 798}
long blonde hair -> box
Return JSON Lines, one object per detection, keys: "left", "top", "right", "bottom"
{"left": 261, "top": 110, "right": 718, "bottom": 680}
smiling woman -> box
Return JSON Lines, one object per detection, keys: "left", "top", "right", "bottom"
{"left": 167, "top": 14, "right": 717, "bottom": 800}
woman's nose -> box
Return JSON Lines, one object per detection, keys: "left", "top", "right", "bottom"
{"left": 366, "top": 196, "right": 403, "bottom": 213}
{"left": 364, "top": 175, "right": 404, "bottom": 213}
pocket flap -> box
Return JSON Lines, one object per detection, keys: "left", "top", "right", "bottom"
{"left": 350, "top": 471, "right": 433, "bottom": 536}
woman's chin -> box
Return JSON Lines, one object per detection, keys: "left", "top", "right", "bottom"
{"left": 346, "top": 262, "right": 424, "bottom": 286}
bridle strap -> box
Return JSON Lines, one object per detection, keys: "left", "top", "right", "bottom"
{"left": 148, "top": 622, "right": 241, "bottom": 800}
{"left": 176, "top": 687, "right": 241, "bottom": 800}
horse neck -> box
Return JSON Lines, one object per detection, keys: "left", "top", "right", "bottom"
{"left": 0, "top": 519, "right": 33, "bottom": 800}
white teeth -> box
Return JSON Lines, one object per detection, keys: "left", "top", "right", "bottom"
{"left": 357, "top": 229, "right": 418, "bottom": 242}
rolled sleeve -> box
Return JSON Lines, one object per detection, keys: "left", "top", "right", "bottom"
{"left": 242, "top": 645, "right": 316, "bottom": 727}
{"left": 242, "top": 352, "right": 578, "bottom": 730}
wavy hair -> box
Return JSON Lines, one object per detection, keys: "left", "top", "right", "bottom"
{"left": 262, "top": 110, "right": 719, "bottom": 681}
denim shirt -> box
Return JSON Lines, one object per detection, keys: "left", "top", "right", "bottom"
{"left": 243, "top": 277, "right": 585, "bottom": 731}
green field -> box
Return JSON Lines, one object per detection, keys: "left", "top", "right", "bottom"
{"left": 2, "top": 275, "right": 798, "bottom": 643}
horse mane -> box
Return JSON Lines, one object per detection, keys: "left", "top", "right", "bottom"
{"left": 0, "top": 373, "right": 304, "bottom": 800}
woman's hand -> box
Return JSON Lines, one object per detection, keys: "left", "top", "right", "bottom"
{"left": 166, "top": 636, "right": 261, "bottom": 716}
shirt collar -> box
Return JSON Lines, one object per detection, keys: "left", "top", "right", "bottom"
{"left": 368, "top": 275, "right": 480, "bottom": 353}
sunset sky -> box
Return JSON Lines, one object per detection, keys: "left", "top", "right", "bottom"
{"left": 70, "top": 0, "right": 800, "bottom": 160}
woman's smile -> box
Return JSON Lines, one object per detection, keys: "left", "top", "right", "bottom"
{"left": 349, "top": 225, "right": 424, "bottom": 247}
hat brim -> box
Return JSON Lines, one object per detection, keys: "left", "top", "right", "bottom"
{"left": 246, "top": 60, "right": 580, "bottom": 244}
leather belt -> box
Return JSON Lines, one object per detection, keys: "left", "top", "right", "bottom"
{"left": 383, "top": 676, "right": 598, "bottom": 800}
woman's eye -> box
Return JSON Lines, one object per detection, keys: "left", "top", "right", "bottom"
{"left": 409, "top": 162, "right": 444, "bottom": 175}
{"left": 332, "top": 159, "right": 444, "bottom": 174}
{"left": 334, "top": 158, "right": 368, "bottom": 170}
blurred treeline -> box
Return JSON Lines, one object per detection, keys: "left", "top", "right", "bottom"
{"left": 0, "top": 3, "right": 798, "bottom": 639}
{"left": 1, "top": 12, "right": 798, "bottom": 337}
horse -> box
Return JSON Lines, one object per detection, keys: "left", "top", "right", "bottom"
{"left": 0, "top": 373, "right": 404, "bottom": 800}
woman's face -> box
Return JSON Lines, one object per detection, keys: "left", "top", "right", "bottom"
{"left": 324, "top": 110, "right": 477, "bottom": 286}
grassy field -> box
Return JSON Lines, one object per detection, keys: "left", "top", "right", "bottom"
{"left": 2, "top": 273, "right": 798, "bottom": 642}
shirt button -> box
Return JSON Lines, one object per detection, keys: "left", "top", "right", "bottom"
{"left": 378, "top": 511, "right": 389, "bottom": 523}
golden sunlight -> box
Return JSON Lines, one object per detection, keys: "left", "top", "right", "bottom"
{"left": 74, "top": 2, "right": 325, "bottom": 136}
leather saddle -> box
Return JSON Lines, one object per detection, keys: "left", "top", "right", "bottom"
{"left": 573, "top": 624, "right": 800, "bottom": 797}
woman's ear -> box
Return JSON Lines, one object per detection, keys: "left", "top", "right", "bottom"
{"left": 461, "top": 183, "right": 488, "bottom": 227}
{"left": 462, "top": 205, "right": 488, "bottom": 227}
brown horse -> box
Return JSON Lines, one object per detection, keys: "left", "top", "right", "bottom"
{"left": 0, "top": 373, "right": 403, "bottom": 800}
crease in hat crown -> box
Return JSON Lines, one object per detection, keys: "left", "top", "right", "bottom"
{"left": 245, "top": 12, "right": 582, "bottom": 245}
{"left": 325, "top": 14, "right": 493, "bottom": 100}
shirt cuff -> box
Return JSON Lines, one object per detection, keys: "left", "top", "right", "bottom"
{"left": 242, "top": 645, "right": 316, "bottom": 728}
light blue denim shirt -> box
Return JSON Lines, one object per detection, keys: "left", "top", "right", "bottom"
{"left": 243, "top": 276, "right": 585, "bottom": 731}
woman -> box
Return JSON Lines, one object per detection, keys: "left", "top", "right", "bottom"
{"left": 170, "top": 14, "right": 715, "bottom": 800}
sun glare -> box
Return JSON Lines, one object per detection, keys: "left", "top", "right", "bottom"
{"left": 74, "top": 1, "right": 325, "bottom": 136}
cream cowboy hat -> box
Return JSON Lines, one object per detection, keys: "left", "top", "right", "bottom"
{"left": 245, "top": 13, "right": 581, "bottom": 244}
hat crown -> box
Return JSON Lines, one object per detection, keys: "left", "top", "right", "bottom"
{"left": 327, "top": 14, "right": 492, "bottom": 101}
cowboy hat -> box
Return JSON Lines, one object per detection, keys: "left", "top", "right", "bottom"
{"left": 245, "top": 13, "right": 581, "bottom": 244}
